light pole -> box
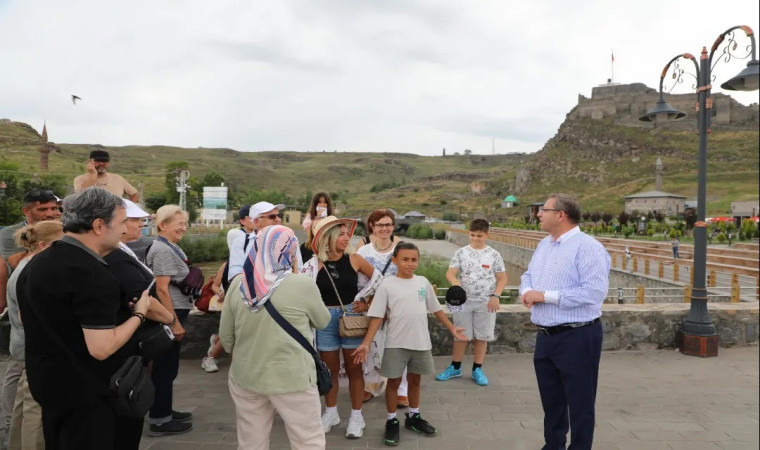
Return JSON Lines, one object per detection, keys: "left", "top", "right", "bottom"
{"left": 640, "top": 25, "right": 759, "bottom": 357}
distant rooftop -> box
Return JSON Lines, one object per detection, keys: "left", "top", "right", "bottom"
{"left": 624, "top": 191, "right": 686, "bottom": 199}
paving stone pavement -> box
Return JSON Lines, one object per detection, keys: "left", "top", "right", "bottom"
{"left": 132, "top": 346, "right": 758, "bottom": 450}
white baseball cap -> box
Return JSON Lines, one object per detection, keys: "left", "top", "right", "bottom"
{"left": 250, "top": 201, "right": 285, "bottom": 218}
{"left": 123, "top": 199, "right": 150, "bottom": 218}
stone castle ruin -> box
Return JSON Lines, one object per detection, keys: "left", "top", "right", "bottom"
{"left": 569, "top": 83, "right": 759, "bottom": 130}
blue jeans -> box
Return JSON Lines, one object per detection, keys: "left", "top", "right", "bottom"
{"left": 315, "top": 308, "right": 364, "bottom": 351}
{"left": 148, "top": 309, "right": 189, "bottom": 424}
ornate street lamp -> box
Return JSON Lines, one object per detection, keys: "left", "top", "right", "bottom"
{"left": 640, "top": 25, "right": 759, "bottom": 357}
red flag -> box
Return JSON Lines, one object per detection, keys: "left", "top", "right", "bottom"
{"left": 611, "top": 52, "right": 615, "bottom": 63}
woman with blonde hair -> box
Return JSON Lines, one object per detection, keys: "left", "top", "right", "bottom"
{"left": 301, "top": 216, "right": 375, "bottom": 439}
{"left": 145, "top": 205, "right": 194, "bottom": 436}
{"left": 6, "top": 220, "right": 63, "bottom": 450}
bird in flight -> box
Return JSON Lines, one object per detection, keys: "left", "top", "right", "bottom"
{"left": 71, "top": 95, "right": 82, "bottom": 104}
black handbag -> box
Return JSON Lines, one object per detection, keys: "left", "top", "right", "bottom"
{"left": 109, "top": 355, "right": 155, "bottom": 418}
{"left": 134, "top": 322, "right": 175, "bottom": 360}
{"left": 264, "top": 300, "right": 333, "bottom": 396}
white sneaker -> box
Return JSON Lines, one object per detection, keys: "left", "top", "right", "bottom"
{"left": 345, "top": 414, "right": 365, "bottom": 439}
{"left": 201, "top": 356, "right": 219, "bottom": 373}
{"left": 321, "top": 410, "right": 340, "bottom": 433}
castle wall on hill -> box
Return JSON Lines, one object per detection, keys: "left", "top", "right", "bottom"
{"left": 569, "top": 83, "right": 759, "bottom": 129}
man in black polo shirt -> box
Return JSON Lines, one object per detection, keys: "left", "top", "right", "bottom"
{"left": 18, "top": 188, "right": 154, "bottom": 449}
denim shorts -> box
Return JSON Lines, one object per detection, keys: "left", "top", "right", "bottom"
{"left": 316, "top": 308, "right": 364, "bottom": 351}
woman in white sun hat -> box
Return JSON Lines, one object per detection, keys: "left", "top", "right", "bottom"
{"left": 301, "top": 216, "right": 375, "bottom": 440}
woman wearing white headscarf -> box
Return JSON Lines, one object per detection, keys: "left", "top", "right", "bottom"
{"left": 219, "top": 225, "right": 331, "bottom": 450}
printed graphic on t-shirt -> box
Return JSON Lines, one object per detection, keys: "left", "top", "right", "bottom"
{"left": 417, "top": 287, "right": 426, "bottom": 302}
{"left": 449, "top": 245, "right": 505, "bottom": 312}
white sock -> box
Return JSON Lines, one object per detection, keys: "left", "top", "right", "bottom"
{"left": 325, "top": 406, "right": 338, "bottom": 416}
{"left": 387, "top": 412, "right": 397, "bottom": 420}
{"left": 409, "top": 407, "right": 420, "bottom": 415}
{"left": 351, "top": 409, "right": 363, "bottom": 419}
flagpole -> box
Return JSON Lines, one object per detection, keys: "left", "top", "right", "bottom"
{"left": 611, "top": 50, "right": 615, "bottom": 83}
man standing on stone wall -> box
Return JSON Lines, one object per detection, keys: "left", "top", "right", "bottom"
{"left": 73, "top": 150, "right": 139, "bottom": 202}
{"left": 520, "top": 193, "right": 610, "bottom": 450}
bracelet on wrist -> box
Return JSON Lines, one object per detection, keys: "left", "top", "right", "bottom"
{"left": 168, "top": 315, "right": 177, "bottom": 327}
{"left": 132, "top": 312, "right": 146, "bottom": 324}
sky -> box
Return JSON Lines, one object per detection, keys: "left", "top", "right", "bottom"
{"left": 1, "top": 0, "right": 758, "bottom": 156}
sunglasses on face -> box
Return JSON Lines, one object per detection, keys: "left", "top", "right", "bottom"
{"left": 260, "top": 213, "right": 283, "bottom": 220}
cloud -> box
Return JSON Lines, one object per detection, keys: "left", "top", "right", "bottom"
{"left": 0, "top": 0, "right": 757, "bottom": 156}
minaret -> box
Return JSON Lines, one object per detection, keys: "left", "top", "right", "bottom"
{"left": 38, "top": 122, "right": 52, "bottom": 171}
{"left": 655, "top": 156, "right": 663, "bottom": 191}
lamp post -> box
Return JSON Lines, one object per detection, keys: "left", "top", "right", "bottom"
{"left": 640, "top": 25, "right": 759, "bottom": 357}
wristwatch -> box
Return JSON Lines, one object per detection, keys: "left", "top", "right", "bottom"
{"left": 490, "top": 294, "right": 500, "bottom": 299}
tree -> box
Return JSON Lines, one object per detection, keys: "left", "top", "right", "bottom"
{"left": 601, "top": 212, "right": 613, "bottom": 225}
{"left": 144, "top": 194, "right": 167, "bottom": 212}
{"left": 617, "top": 211, "right": 631, "bottom": 226}
{"left": 464, "top": 149, "right": 472, "bottom": 156}
{"left": 684, "top": 208, "right": 697, "bottom": 230}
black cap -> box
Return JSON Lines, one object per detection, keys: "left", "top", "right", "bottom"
{"left": 445, "top": 285, "right": 467, "bottom": 307}
{"left": 238, "top": 205, "right": 251, "bottom": 220}
{"left": 89, "top": 150, "right": 110, "bottom": 162}
{"left": 23, "top": 189, "right": 58, "bottom": 205}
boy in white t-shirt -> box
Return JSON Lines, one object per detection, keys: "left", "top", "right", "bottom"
{"left": 352, "top": 242, "right": 466, "bottom": 447}
{"left": 435, "top": 219, "right": 507, "bottom": 386}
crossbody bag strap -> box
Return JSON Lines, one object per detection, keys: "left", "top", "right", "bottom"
{"left": 322, "top": 265, "right": 347, "bottom": 314}
{"left": 156, "top": 236, "right": 191, "bottom": 267}
{"left": 380, "top": 256, "right": 393, "bottom": 276}
{"left": 263, "top": 300, "right": 318, "bottom": 358}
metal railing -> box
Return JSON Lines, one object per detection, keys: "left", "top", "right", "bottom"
{"left": 432, "top": 284, "right": 751, "bottom": 306}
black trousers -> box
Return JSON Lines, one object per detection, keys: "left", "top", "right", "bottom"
{"left": 41, "top": 398, "right": 143, "bottom": 450}
{"left": 533, "top": 321, "right": 603, "bottom": 450}
{"left": 148, "top": 309, "right": 189, "bottom": 422}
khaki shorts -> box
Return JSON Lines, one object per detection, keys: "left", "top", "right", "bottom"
{"left": 453, "top": 301, "right": 496, "bottom": 342}
{"left": 380, "top": 348, "right": 435, "bottom": 379}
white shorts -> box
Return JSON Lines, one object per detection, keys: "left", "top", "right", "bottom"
{"left": 453, "top": 301, "right": 496, "bottom": 342}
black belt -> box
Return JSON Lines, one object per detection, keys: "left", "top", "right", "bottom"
{"left": 536, "top": 318, "right": 600, "bottom": 336}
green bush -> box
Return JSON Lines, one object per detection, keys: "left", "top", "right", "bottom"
{"left": 407, "top": 223, "right": 434, "bottom": 239}
{"left": 180, "top": 236, "right": 229, "bottom": 262}
{"left": 716, "top": 232, "right": 727, "bottom": 243}
{"left": 415, "top": 256, "right": 450, "bottom": 288}
{"left": 442, "top": 212, "right": 458, "bottom": 222}
{"left": 434, "top": 229, "right": 446, "bottom": 240}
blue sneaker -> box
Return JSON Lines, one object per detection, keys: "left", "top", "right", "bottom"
{"left": 471, "top": 367, "right": 489, "bottom": 386}
{"left": 435, "top": 365, "right": 462, "bottom": 381}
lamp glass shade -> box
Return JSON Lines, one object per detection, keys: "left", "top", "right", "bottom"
{"left": 639, "top": 99, "right": 686, "bottom": 122}
{"left": 720, "top": 60, "right": 759, "bottom": 91}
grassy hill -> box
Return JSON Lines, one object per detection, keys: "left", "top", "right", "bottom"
{"left": 1, "top": 112, "right": 757, "bottom": 219}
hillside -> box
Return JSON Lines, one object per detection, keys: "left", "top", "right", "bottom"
{"left": 0, "top": 118, "right": 529, "bottom": 217}
{"left": 2, "top": 89, "right": 758, "bottom": 218}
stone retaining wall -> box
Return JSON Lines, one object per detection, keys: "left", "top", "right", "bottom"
{"left": 3, "top": 303, "right": 754, "bottom": 359}
{"left": 182, "top": 302, "right": 757, "bottom": 358}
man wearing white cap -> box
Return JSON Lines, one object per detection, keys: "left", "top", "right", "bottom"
{"left": 227, "top": 201, "right": 285, "bottom": 282}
